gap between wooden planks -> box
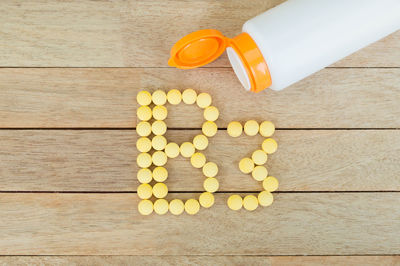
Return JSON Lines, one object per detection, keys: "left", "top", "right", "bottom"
{"left": 0, "top": 68, "right": 399, "bottom": 128}
{"left": 0, "top": 0, "right": 398, "bottom": 67}
{"left": 0, "top": 193, "right": 398, "bottom": 255}
{"left": 0, "top": 129, "right": 399, "bottom": 192}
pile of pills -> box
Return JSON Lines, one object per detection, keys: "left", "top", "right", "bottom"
{"left": 136, "top": 89, "right": 219, "bottom": 215}
{"left": 227, "top": 120, "right": 279, "bottom": 211}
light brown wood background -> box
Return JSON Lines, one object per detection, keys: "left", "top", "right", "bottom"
{"left": 0, "top": 0, "right": 399, "bottom": 265}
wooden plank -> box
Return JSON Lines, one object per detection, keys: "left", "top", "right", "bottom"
{"left": 1, "top": 130, "right": 399, "bottom": 192}
{"left": 0, "top": 193, "right": 398, "bottom": 255}
{"left": 1, "top": 68, "right": 400, "bottom": 128}
{"left": 0, "top": 256, "right": 398, "bottom": 266}
{"left": 0, "top": 1, "right": 398, "bottom": 67}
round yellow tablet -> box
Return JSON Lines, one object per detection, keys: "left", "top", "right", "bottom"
{"left": 202, "top": 162, "right": 218, "bottom": 178}
{"left": 165, "top": 142, "right": 180, "bottom": 158}
{"left": 259, "top": 121, "right": 275, "bottom": 137}
{"left": 227, "top": 195, "right": 243, "bottom": 211}
{"left": 203, "top": 106, "right": 219, "bottom": 122}
{"left": 137, "top": 106, "right": 152, "bottom": 121}
{"left": 193, "top": 134, "right": 208, "bottom": 150}
{"left": 152, "top": 182, "right": 168, "bottom": 199}
{"left": 152, "top": 151, "right": 167, "bottom": 166}
{"left": 180, "top": 142, "right": 195, "bottom": 158}
{"left": 185, "top": 199, "right": 200, "bottom": 215}
{"left": 196, "top": 92, "right": 212, "bottom": 108}
{"left": 154, "top": 199, "right": 169, "bottom": 215}
{"left": 136, "top": 121, "right": 152, "bottom": 137}
{"left": 137, "top": 152, "right": 152, "bottom": 168}
{"left": 243, "top": 195, "right": 258, "bottom": 211}
{"left": 199, "top": 192, "right": 214, "bottom": 208}
{"left": 203, "top": 177, "right": 219, "bottom": 193}
{"left": 182, "top": 88, "right": 197, "bottom": 104}
{"left": 227, "top": 121, "right": 242, "bottom": 137}
{"left": 239, "top": 157, "right": 254, "bottom": 174}
{"left": 258, "top": 191, "right": 274, "bottom": 207}
{"left": 137, "top": 90, "right": 152, "bottom": 106}
{"left": 136, "top": 137, "right": 152, "bottom": 153}
{"left": 262, "top": 138, "right": 278, "bottom": 154}
{"left": 169, "top": 199, "right": 184, "bottom": 215}
{"left": 167, "top": 89, "right": 182, "bottom": 105}
{"left": 244, "top": 120, "right": 259, "bottom": 136}
{"left": 202, "top": 121, "right": 218, "bottom": 137}
{"left": 137, "top": 168, "right": 152, "bottom": 183}
{"left": 152, "top": 105, "right": 168, "bottom": 120}
{"left": 153, "top": 166, "right": 168, "bottom": 182}
{"left": 190, "top": 152, "right": 206, "bottom": 168}
{"left": 152, "top": 120, "right": 167, "bottom": 135}
{"left": 138, "top": 199, "right": 153, "bottom": 215}
{"left": 152, "top": 135, "right": 167, "bottom": 151}
{"left": 263, "top": 176, "right": 279, "bottom": 192}
{"left": 252, "top": 165, "right": 268, "bottom": 181}
{"left": 152, "top": 90, "right": 167, "bottom": 105}
{"left": 137, "top": 183, "right": 152, "bottom": 199}
{"left": 251, "top": 150, "right": 268, "bottom": 165}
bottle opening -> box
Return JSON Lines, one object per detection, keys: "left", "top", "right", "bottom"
{"left": 227, "top": 47, "right": 251, "bottom": 91}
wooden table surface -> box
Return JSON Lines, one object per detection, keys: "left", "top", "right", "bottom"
{"left": 1, "top": 0, "right": 399, "bottom": 265}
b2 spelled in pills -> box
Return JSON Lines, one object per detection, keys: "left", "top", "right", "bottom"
{"left": 136, "top": 89, "right": 279, "bottom": 215}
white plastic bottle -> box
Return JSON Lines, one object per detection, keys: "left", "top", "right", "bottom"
{"left": 168, "top": 0, "right": 400, "bottom": 93}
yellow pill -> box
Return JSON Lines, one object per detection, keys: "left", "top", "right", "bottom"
{"left": 138, "top": 199, "right": 153, "bottom": 215}
{"left": 203, "top": 106, "right": 219, "bottom": 122}
{"left": 152, "top": 182, "right": 168, "bottom": 199}
{"left": 203, "top": 177, "right": 219, "bottom": 193}
{"left": 196, "top": 92, "right": 212, "bottom": 108}
{"left": 259, "top": 121, "right": 275, "bottom": 137}
{"left": 137, "top": 152, "right": 152, "bottom": 168}
{"left": 199, "top": 192, "right": 214, "bottom": 208}
{"left": 153, "top": 166, "right": 168, "bottom": 182}
{"left": 251, "top": 149, "right": 268, "bottom": 165}
{"left": 169, "top": 199, "right": 185, "bottom": 215}
{"left": 263, "top": 176, "right": 279, "bottom": 192}
{"left": 136, "top": 90, "right": 152, "bottom": 106}
{"left": 137, "top": 106, "right": 152, "bottom": 121}
{"left": 193, "top": 134, "right": 208, "bottom": 150}
{"left": 152, "top": 151, "right": 167, "bottom": 166}
{"left": 243, "top": 195, "right": 258, "bottom": 211}
{"left": 152, "top": 135, "right": 167, "bottom": 151}
{"left": 262, "top": 138, "right": 278, "bottom": 154}
{"left": 136, "top": 137, "right": 152, "bottom": 153}
{"left": 202, "top": 121, "right": 218, "bottom": 137}
{"left": 137, "top": 183, "right": 152, "bottom": 199}
{"left": 180, "top": 142, "right": 195, "bottom": 158}
{"left": 152, "top": 120, "right": 167, "bottom": 135}
{"left": 152, "top": 90, "right": 167, "bottom": 105}
{"left": 165, "top": 142, "right": 180, "bottom": 158}
{"left": 239, "top": 157, "right": 254, "bottom": 174}
{"left": 137, "top": 168, "right": 152, "bottom": 184}
{"left": 202, "top": 162, "right": 218, "bottom": 178}
{"left": 182, "top": 88, "right": 197, "bottom": 104}
{"left": 244, "top": 120, "right": 259, "bottom": 136}
{"left": 258, "top": 191, "right": 274, "bottom": 207}
{"left": 136, "top": 121, "right": 152, "bottom": 137}
{"left": 227, "top": 195, "right": 243, "bottom": 211}
{"left": 227, "top": 121, "right": 242, "bottom": 137}
{"left": 167, "top": 89, "right": 182, "bottom": 105}
{"left": 152, "top": 105, "right": 168, "bottom": 120}
{"left": 154, "top": 199, "right": 169, "bottom": 215}
{"left": 185, "top": 199, "right": 200, "bottom": 215}
{"left": 252, "top": 165, "right": 268, "bottom": 181}
{"left": 190, "top": 152, "right": 206, "bottom": 168}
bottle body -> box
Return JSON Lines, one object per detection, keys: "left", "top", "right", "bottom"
{"left": 234, "top": 0, "right": 400, "bottom": 91}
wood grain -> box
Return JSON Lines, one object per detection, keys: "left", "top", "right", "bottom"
{"left": 0, "top": 256, "right": 398, "bottom": 266}
{"left": 1, "top": 68, "right": 399, "bottom": 128}
{"left": 1, "top": 130, "right": 399, "bottom": 192}
{"left": 0, "top": 0, "right": 398, "bottom": 67}
{"left": 0, "top": 193, "right": 398, "bottom": 255}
